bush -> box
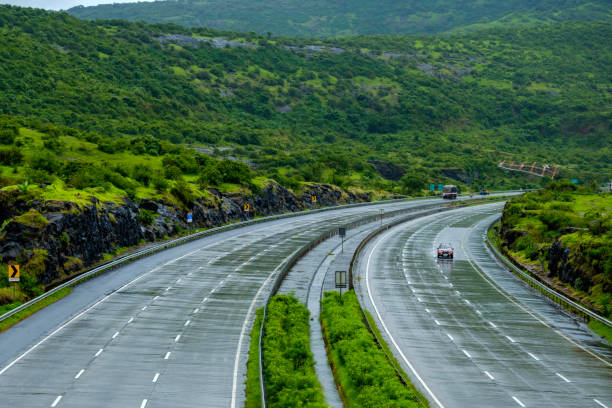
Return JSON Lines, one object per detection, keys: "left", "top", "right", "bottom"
{"left": 263, "top": 295, "right": 326, "bottom": 408}
{"left": 320, "top": 291, "right": 425, "bottom": 408}
{"left": 217, "top": 160, "right": 252, "bottom": 184}
{"left": 132, "top": 164, "right": 152, "bottom": 186}
{"left": 170, "top": 179, "right": 199, "bottom": 207}
{"left": 0, "top": 147, "right": 23, "bottom": 166}
{"left": 137, "top": 209, "right": 156, "bottom": 226}
{"left": 29, "top": 152, "right": 61, "bottom": 174}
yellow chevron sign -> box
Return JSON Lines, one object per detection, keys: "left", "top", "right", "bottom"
{"left": 8, "top": 264, "right": 19, "bottom": 282}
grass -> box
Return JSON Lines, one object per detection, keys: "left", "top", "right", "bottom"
{"left": 245, "top": 308, "right": 263, "bottom": 408}
{"left": 588, "top": 319, "right": 612, "bottom": 344}
{"left": 0, "top": 286, "right": 72, "bottom": 332}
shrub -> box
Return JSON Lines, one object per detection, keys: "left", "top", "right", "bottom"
{"left": 217, "top": 160, "right": 252, "bottom": 184}
{"left": 137, "top": 209, "right": 156, "bottom": 226}
{"left": 170, "top": 179, "right": 199, "bottom": 207}
{"left": 30, "top": 152, "right": 60, "bottom": 174}
{"left": 0, "top": 147, "right": 23, "bottom": 166}
{"left": 320, "top": 291, "right": 425, "bottom": 408}
{"left": 263, "top": 295, "right": 326, "bottom": 408}
{"left": 132, "top": 164, "right": 152, "bottom": 186}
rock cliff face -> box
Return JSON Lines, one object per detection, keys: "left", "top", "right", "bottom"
{"left": 0, "top": 182, "right": 370, "bottom": 288}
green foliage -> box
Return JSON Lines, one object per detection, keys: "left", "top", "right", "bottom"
{"left": 320, "top": 290, "right": 426, "bottom": 407}
{"left": 263, "top": 294, "right": 326, "bottom": 408}
{"left": 137, "top": 209, "right": 157, "bottom": 226}
{"left": 245, "top": 308, "right": 263, "bottom": 408}
{"left": 69, "top": 0, "right": 612, "bottom": 37}
{"left": 170, "top": 179, "right": 199, "bottom": 207}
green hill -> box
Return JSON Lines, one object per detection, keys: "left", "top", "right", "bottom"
{"left": 68, "top": 0, "right": 612, "bottom": 37}
{"left": 0, "top": 5, "right": 610, "bottom": 195}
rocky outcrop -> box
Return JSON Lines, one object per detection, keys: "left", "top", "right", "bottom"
{"left": 0, "top": 181, "right": 369, "bottom": 288}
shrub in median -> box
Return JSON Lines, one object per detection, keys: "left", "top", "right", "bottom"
{"left": 320, "top": 290, "right": 427, "bottom": 408}
{"left": 263, "top": 294, "right": 326, "bottom": 408}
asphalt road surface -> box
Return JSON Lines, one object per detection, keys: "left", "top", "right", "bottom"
{"left": 354, "top": 202, "right": 612, "bottom": 408}
{"left": 0, "top": 196, "right": 495, "bottom": 408}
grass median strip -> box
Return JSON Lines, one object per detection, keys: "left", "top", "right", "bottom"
{"left": 246, "top": 295, "right": 326, "bottom": 408}
{"left": 320, "top": 290, "right": 428, "bottom": 408}
{"left": 0, "top": 287, "right": 72, "bottom": 332}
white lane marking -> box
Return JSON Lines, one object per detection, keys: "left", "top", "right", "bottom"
{"left": 446, "top": 333, "right": 454, "bottom": 341}
{"left": 417, "top": 297, "right": 423, "bottom": 302}
{"left": 142, "top": 306, "right": 147, "bottom": 311}
{"left": 51, "top": 395, "right": 62, "bottom": 407}
{"left": 177, "top": 278, "right": 182, "bottom": 283}
{"left": 484, "top": 371, "right": 494, "bottom": 380}
{"left": 455, "top": 290, "right": 461, "bottom": 296}
{"left": 425, "top": 308, "right": 431, "bottom": 313}
{"left": 140, "top": 399, "right": 148, "bottom": 408}
{"left": 187, "top": 272, "right": 193, "bottom": 277}
{"left": 202, "top": 297, "right": 208, "bottom": 303}
{"left": 556, "top": 372, "right": 571, "bottom": 383}
{"left": 193, "top": 308, "right": 199, "bottom": 314}
{"left": 231, "top": 247, "right": 302, "bottom": 408}
{"left": 512, "top": 396, "right": 526, "bottom": 407}
{"left": 448, "top": 283, "right": 453, "bottom": 287}
{"left": 464, "top": 299, "right": 470, "bottom": 305}
{"left": 220, "top": 280, "right": 225, "bottom": 285}
{"left": 75, "top": 369, "right": 85, "bottom": 379}
{"left": 410, "top": 287, "right": 416, "bottom": 293}
{"left": 164, "top": 352, "right": 171, "bottom": 360}
{"left": 434, "top": 320, "right": 441, "bottom": 326}
{"left": 211, "top": 288, "right": 216, "bottom": 293}
{"left": 476, "top": 310, "right": 482, "bottom": 316}
{"left": 94, "top": 349, "right": 103, "bottom": 357}
{"left": 152, "top": 373, "right": 160, "bottom": 383}
{"left": 443, "top": 276, "right": 448, "bottom": 280}
{"left": 153, "top": 296, "right": 159, "bottom": 300}
{"left": 528, "top": 352, "right": 540, "bottom": 361}
{"left": 462, "top": 234, "right": 612, "bottom": 367}
{"left": 488, "top": 321, "right": 497, "bottom": 328}
{"left": 506, "top": 335, "right": 516, "bottom": 343}
{"left": 174, "top": 335, "right": 181, "bottom": 342}
{"left": 364, "top": 231, "right": 446, "bottom": 408}
{"left": 462, "top": 349, "right": 472, "bottom": 358}
{"left": 128, "top": 317, "right": 134, "bottom": 324}
{"left": 165, "top": 286, "right": 172, "bottom": 291}
{"left": 594, "top": 399, "right": 608, "bottom": 408}
{"left": 184, "top": 320, "right": 190, "bottom": 327}
{"left": 0, "top": 227, "right": 272, "bottom": 377}
{"left": 112, "top": 332, "right": 119, "bottom": 339}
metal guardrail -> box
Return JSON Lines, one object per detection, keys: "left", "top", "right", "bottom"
{"left": 485, "top": 218, "right": 612, "bottom": 327}
{"left": 0, "top": 195, "right": 423, "bottom": 324}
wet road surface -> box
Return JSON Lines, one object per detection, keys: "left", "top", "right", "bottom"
{"left": 0, "top": 197, "right": 494, "bottom": 408}
{"left": 354, "top": 202, "right": 612, "bottom": 408}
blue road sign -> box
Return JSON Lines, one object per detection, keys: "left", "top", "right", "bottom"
{"left": 438, "top": 183, "right": 444, "bottom": 191}
{"left": 571, "top": 179, "right": 579, "bottom": 184}
{"left": 430, "top": 184, "right": 435, "bottom": 191}
{"left": 187, "top": 212, "right": 193, "bottom": 223}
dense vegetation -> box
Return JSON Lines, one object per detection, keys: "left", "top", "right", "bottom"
{"left": 69, "top": 0, "right": 612, "bottom": 37}
{"left": 261, "top": 295, "right": 326, "bottom": 408}
{"left": 500, "top": 181, "right": 611, "bottom": 318}
{"left": 1, "top": 6, "right": 610, "bottom": 194}
{"left": 320, "top": 291, "right": 426, "bottom": 407}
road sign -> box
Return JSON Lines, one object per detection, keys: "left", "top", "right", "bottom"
{"left": 338, "top": 227, "right": 346, "bottom": 237}
{"left": 311, "top": 195, "right": 317, "bottom": 203}
{"left": 335, "top": 270, "right": 347, "bottom": 289}
{"left": 571, "top": 179, "right": 579, "bottom": 184}
{"left": 438, "top": 183, "right": 444, "bottom": 191}
{"left": 430, "top": 184, "right": 435, "bottom": 191}
{"left": 186, "top": 212, "right": 193, "bottom": 223}
{"left": 8, "top": 265, "right": 19, "bottom": 282}
{"left": 244, "top": 203, "right": 250, "bottom": 212}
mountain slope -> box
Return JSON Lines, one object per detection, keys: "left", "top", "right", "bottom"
{"left": 68, "top": 0, "right": 612, "bottom": 37}
{"left": 0, "top": 6, "right": 610, "bottom": 191}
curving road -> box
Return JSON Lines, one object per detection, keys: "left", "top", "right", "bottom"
{"left": 0, "top": 196, "right": 493, "bottom": 408}
{"left": 354, "top": 202, "right": 612, "bottom": 408}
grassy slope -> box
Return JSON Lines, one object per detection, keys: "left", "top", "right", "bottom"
{"left": 1, "top": 6, "right": 610, "bottom": 193}
{"left": 68, "top": 0, "right": 612, "bottom": 37}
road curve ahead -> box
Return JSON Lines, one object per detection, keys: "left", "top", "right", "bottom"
{"left": 354, "top": 202, "right": 612, "bottom": 408}
{"left": 0, "top": 196, "right": 483, "bottom": 408}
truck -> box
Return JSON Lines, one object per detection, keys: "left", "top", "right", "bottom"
{"left": 442, "top": 185, "right": 458, "bottom": 199}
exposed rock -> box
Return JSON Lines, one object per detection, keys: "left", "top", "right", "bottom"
{"left": 367, "top": 160, "right": 405, "bottom": 181}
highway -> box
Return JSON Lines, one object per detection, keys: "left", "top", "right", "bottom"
{"left": 0, "top": 196, "right": 480, "bottom": 408}
{"left": 354, "top": 202, "right": 612, "bottom": 408}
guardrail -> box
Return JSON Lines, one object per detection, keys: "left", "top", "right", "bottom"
{"left": 257, "top": 196, "right": 513, "bottom": 406}
{"left": 0, "top": 195, "right": 426, "bottom": 324}
{"left": 485, "top": 218, "right": 612, "bottom": 328}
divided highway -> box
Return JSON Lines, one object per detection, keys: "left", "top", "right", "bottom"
{"left": 0, "top": 196, "right": 482, "bottom": 408}
{"left": 354, "top": 202, "right": 612, "bottom": 408}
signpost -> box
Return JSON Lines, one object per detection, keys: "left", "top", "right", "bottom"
{"left": 335, "top": 270, "right": 347, "bottom": 295}
{"left": 339, "top": 227, "right": 346, "bottom": 253}
{"left": 186, "top": 212, "right": 193, "bottom": 223}
{"left": 244, "top": 203, "right": 250, "bottom": 212}
{"left": 430, "top": 184, "right": 435, "bottom": 191}
{"left": 311, "top": 195, "right": 317, "bottom": 204}
{"left": 438, "top": 183, "right": 444, "bottom": 191}
{"left": 8, "top": 264, "right": 19, "bottom": 300}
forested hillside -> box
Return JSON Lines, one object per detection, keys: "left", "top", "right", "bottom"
{"left": 0, "top": 6, "right": 610, "bottom": 193}
{"left": 68, "top": 0, "right": 612, "bottom": 37}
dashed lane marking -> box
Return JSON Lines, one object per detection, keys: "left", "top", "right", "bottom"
{"left": 74, "top": 369, "right": 84, "bottom": 379}
{"left": 152, "top": 373, "right": 160, "bottom": 383}
{"left": 528, "top": 352, "right": 540, "bottom": 361}
{"left": 484, "top": 371, "right": 494, "bottom": 380}
{"left": 505, "top": 335, "right": 516, "bottom": 343}
{"left": 174, "top": 335, "right": 181, "bottom": 342}
{"left": 512, "top": 396, "right": 526, "bottom": 407}
{"left": 164, "top": 352, "right": 171, "bottom": 360}
{"left": 112, "top": 332, "right": 119, "bottom": 339}
{"left": 434, "top": 320, "right": 441, "bottom": 326}
{"left": 594, "top": 399, "right": 608, "bottom": 408}
{"left": 488, "top": 321, "right": 497, "bottom": 328}
{"left": 184, "top": 320, "right": 190, "bottom": 327}
{"left": 462, "top": 349, "right": 472, "bottom": 358}
{"left": 555, "top": 373, "right": 571, "bottom": 383}
{"left": 128, "top": 317, "right": 134, "bottom": 324}
{"left": 94, "top": 349, "right": 103, "bottom": 357}
{"left": 140, "top": 399, "right": 148, "bottom": 408}
{"left": 51, "top": 395, "right": 62, "bottom": 407}
{"left": 446, "top": 333, "right": 454, "bottom": 341}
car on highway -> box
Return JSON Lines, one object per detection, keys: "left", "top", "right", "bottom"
{"left": 437, "top": 243, "right": 454, "bottom": 259}
{"left": 480, "top": 189, "right": 490, "bottom": 195}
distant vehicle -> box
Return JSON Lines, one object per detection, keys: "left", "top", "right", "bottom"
{"left": 480, "top": 189, "right": 489, "bottom": 195}
{"left": 437, "top": 243, "right": 454, "bottom": 259}
{"left": 442, "top": 185, "right": 458, "bottom": 199}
